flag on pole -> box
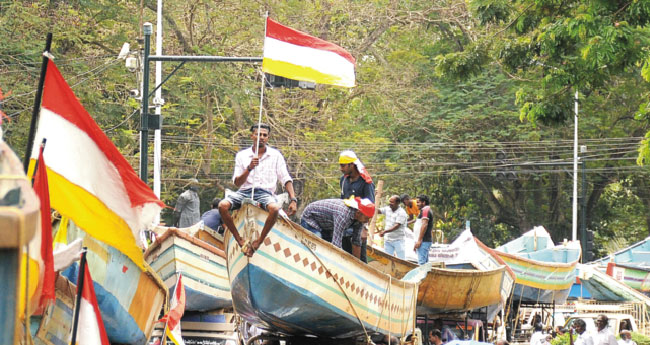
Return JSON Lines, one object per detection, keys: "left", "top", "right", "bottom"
{"left": 29, "top": 60, "right": 165, "bottom": 269}
{"left": 33, "top": 142, "right": 55, "bottom": 308}
{"left": 262, "top": 17, "right": 356, "bottom": 88}
{"left": 74, "top": 259, "right": 110, "bottom": 345}
{"left": 158, "top": 274, "right": 186, "bottom": 345}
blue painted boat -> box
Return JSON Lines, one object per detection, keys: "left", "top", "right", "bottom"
{"left": 226, "top": 204, "right": 422, "bottom": 339}
{"left": 59, "top": 221, "right": 167, "bottom": 344}
{"left": 571, "top": 263, "right": 650, "bottom": 304}
{"left": 494, "top": 226, "right": 581, "bottom": 304}
{"left": 592, "top": 237, "right": 650, "bottom": 294}
{"left": 0, "top": 139, "right": 40, "bottom": 345}
{"left": 145, "top": 226, "right": 231, "bottom": 311}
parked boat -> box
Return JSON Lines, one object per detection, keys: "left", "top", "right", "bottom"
{"left": 59, "top": 222, "right": 167, "bottom": 345}
{"left": 226, "top": 203, "right": 422, "bottom": 339}
{"left": 0, "top": 139, "right": 39, "bottom": 345}
{"left": 591, "top": 237, "right": 650, "bottom": 294}
{"left": 494, "top": 226, "right": 581, "bottom": 304}
{"left": 367, "top": 231, "right": 511, "bottom": 316}
{"left": 146, "top": 225, "right": 231, "bottom": 311}
{"left": 572, "top": 263, "right": 650, "bottom": 305}
{"left": 31, "top": 274, "right": 76, "bottom": 345}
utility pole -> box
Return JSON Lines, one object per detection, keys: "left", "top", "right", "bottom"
{"left": 572, "top": 90, "right": 579, "bottom": 241}
{"left": 153, "top": 0, "right": 163, "bottom": 223}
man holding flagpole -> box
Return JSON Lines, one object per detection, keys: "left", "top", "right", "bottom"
{"left": 219, "top": 123, "right": 297, "bottom": 257}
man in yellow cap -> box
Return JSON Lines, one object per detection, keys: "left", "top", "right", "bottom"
{"left": 338, "top": 150, "right": 375, "bottom": 262}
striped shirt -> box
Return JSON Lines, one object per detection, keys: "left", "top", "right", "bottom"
{"left": 233, "top": 145, "right": 292, "bottom": 194}
{"left": 301, "top": 199, "right": 357, "bottom": 247}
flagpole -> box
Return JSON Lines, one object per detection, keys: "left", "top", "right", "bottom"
{"left": 161, "top": 272, "right": 181, "bottom": 345}
{"left": 70, "top": 248, "right": 88, "bottom": 345}
{"left": 251, "top": 12, "right": 269, "bottom": 202}
{"left": 23, "top": 33, "right": 52, "bottom": 173}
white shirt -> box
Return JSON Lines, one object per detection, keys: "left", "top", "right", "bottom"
{"left": 232, "top": 146, "right": 292, "bottom": 194}
{"left": 618, "top": 339, "right": 637, "bottom": 345}
{"left": 593, "top": 327, "right": 618, "bottom": 345}
{"left": 575, "top": 331, "right": 595, "bottom": 345}
{"left": 379, "top": 206, "right": 408, "bottom": 242}
{"left": 530, "top": 331, "right": 545, "bottom": 345}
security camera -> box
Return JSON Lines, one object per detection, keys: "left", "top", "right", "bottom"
{"left": 125, "top": 56, "right": 138, "bottom": 72}
{"left": 129, "top": 89, "right": 140, "bottom": 98}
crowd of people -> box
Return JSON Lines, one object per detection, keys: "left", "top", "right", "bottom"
{"left": 518, "top": 315, "right": 636, "bottom": 345}
{"left": 174, "top": 123, "right": 439, "bottom": 263}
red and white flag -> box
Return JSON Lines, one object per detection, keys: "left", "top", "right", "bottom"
{"left": 33, "top": 143, "right": 55, "bottom": 309}
{"left": 158, "top": 274, "right": 186, "bottom": 345}
{"left": 262, "top": 17, "right": 355, "bottom": 88}
{"left": 74, "top": 262, "right": 109, "bottom": 345}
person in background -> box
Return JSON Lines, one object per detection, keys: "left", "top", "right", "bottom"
{"left": 594, "top": 315, "right": 618, "bottom": 345}
{"left": 414, "top": 194, "right": 433, "bottom": 264}
{"left": 618, "top": 330, "right": 636, "bottom": 345}
{"left": 429, "top": 329, "right": 443, "bottom": 345}
{"left": 300, "top": 197, "right": 375, "bottom": 258}
{"left": 218, "top": 123, "right": 297, "bottom": 257}
{"left": 201, "top": 198, "right": 223, "bottom": 233}
{"left": 570, "top": 319, "right": 594, "bottom": 345}
{"left": 174, "top": 178, "right": 201, "bottom": 227}
{"left": 542, "top": 334, "right": 553, "bottom": 345}
{"left": 338, "top": 150, "right": 375, "bottom": 262}
{"left": 378, "top": 195, "right": 408, "bottom": 259}
{"left": 400, "top": 194, "right": 419, "bottom": 226}
{"left": 530, "top": 322, "right": 545, "bottom": 345}
{"left": 619, "top": 320, "right": 632, "bottom": 332}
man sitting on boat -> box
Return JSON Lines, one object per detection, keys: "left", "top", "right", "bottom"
{"left": 201, "top": 198, "right": 223, "bottom": 233}
{"left": 218, "top": 123, "right": 298, "bottom": 257}
{"left": 300, "top": 197, "right": 375, "bottom": 258}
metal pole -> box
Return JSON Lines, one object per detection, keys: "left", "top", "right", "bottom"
{"left": 140, "top": 23, "right": 152, "bottom": 183}
{"left": 70, "top": 249, "right": 88, "bottom": 345}
{"left": 153, "top": 0, "right": 163, "bottom": 223}
{"left": 24, "top": 33, "right": 52, "bottom": 173}
{"left": 580, "top": 160, "right": 587, "bottom": 253}
{"left": 251, "top": 13, "right": 269, "bottom": 201}
{"left": 572, "top": 91, "right": 578, "bottom": 241}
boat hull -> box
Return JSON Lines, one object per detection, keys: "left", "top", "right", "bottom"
{"left": 226, "top": 204, "right": 419, "bottom": 339}
{"left": 32, "top": 275, "right": 76, "bottom": 345}
{"left": 145, "top": 227, "right": 231, "bottom": 311}
{"left": 367, "top": 246, "right": 508, "bottom": 315}
{"left": 61, "top": 224, "right": 167, "bottom": 345}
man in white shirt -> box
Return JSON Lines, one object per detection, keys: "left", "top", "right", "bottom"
{"left": 530, "top": 323, "right": 545, "bottom": 345}
{"left": 570, "top": 319, "right": 594, "bottom": 345}
{"left": 378, "top": 195, "right": 408, "bottom": 259}
{"left": 218, "top": 123, "right": 297, "bottom": 257}
{"left": 594, "top": 315, "right": 618, "bottom": 345}
{"left": 618, "top": 330, "right": 636, "bottom": 345}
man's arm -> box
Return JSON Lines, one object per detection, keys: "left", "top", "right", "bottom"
{"left": 233, "top": 156, "right": 257, "bottom": 187}
{"left": 284, "top": 180, "right": 297, "bottom": 216}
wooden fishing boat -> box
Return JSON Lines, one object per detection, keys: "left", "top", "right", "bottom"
{"left": 367, "top": 241, "right": 509, "bottom": 315}
{"left": 226, "top": 203, "right": 422, "bottom": 339}
{"left": 592, "top": 237, "right": 650, "bottom": 293}
{"left": 145, "top": 226, "right": 231, "bottom": 311}
{"left": 59, "top": 222, "right": 167, "bottom": 345}
{"left": 32, "top": 274, "right": 76, "bottom": 345}
{"left": 573, "top": 263, "right": 650, "bottom": 304}
{"left": 494, "top": 226, "right": 581, "bottom": 304}
{"left": 0, "top": 139, "right": 39, "bottom": 345}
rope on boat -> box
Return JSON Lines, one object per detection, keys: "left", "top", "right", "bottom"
{"left": 283, "top": 219, "right": 372, "bottom": 344}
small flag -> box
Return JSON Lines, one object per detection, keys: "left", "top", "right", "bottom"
{"left": 158, "top": 274, "right": 186, "bottom": 345}
{"left": 28, "top": 60, "right": 165, "bottom": 269}
{"left": 33, "top": 142, "right": 55, "bottom": 308}
{"left": 263, "top": 17, "right": 355, "bottom": 88}
{"left": 74, "top": 260, "right": 110, "bottom": 345}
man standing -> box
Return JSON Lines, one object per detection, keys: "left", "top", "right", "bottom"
{"left": 218, "top": 123, "right": 297, "bottom": 257}
{"left": 414, "top": 194, "right": 433, "bottom": 265}
{"left": 618, "top": 330, "right": 636, "bottom": 345}
{"left": 570, "top": 319, "right": 594, "bottom": 345}
{"left": 378, "top": 195, "right": 408, "bottom": 259}
{"left": 174, "top": 178, "right": 201, "bottom": 227}
{"left": 594, "top": 315, "right": 618, "bottom": 345}
{"left": 338, "top": 150, "right": 375, "bottom": 262}
{"left": 201, "top": 198, "right": 223, "bottom": 233}
{"left": 300, "top": 197, "right": 375, "bottom": 258}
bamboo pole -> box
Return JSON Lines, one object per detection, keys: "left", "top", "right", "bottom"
{"left": 367, "top": 180, "right": 383, "bottom": 246}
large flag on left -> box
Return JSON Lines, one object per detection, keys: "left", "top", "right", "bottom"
{"left": 29, "top": 60, "right": 164, "bottom": 269}
{"left": 75, "top": 260, "right": 110, "bottom": 345}
{"left": 263, "top": 17, "right": 356, "bottom": 88}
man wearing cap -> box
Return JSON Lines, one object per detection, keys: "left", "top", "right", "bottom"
{"left": 338, "top": 150, "right": 375, "bottom": 262}
{"left": 174, "top": 178, "right": 201, "bottom": 227}
{"left": 218, "top": 123, "right": 297, "bottom": 257}
{"left": 300, "top": 197, "right": 375, "bottom": 258}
